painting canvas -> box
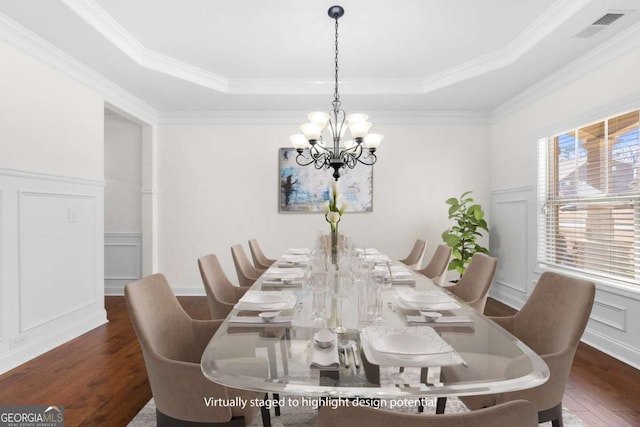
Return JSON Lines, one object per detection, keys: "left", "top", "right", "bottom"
{"left": 279, "top": 148, "right": 373, "bottom": 212}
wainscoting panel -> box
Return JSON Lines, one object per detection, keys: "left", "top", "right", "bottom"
{"left": 0, "top": 168, "right": 107, "bottom": 374}
{"left": 104, "top": 232, "right": 142, "bottom": 295}
{"left": 18, "top": 191, "right": 97, "bottom": 332}
{"left": 491, "top": 185, "right": 640, "bottom": 369}
{"left": 489, "top": 187, "right": 536, "bottom": 308}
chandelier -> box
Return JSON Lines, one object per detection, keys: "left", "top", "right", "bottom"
{"left": 290, "top": 5, "right": 383, "bottom": 181}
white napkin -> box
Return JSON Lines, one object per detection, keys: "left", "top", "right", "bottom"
{"left": 365, "top": 254, "right": 390, "bottom": 262}
{"left": 355, "top": 248, "right": 379, "bottom": 255}
{"left": 287, "top": 248, "right": 311, "bottom": 255}
{"left": 406, "top": 315, "right": 472, "bottom": 326}
{"left": 228, "top": 315, "right": 293, "bottom": 326}
{"left": 262, "top": 268, "right": 304, "bottom": 286}
{"left": 265, "top": 267, "right": 304, "bottom": 278}
{"left": 278, "top": 254, "right": 309, "bottom": 267}
{"left": 310, "top": 337, "right": 339, "bottom": 370}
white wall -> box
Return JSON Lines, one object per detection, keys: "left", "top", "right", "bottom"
{"left": 0, "top": 41, "right": 103, "bottom": 179}
{"left": 104, "top": 112, "right": 143, "bottom": 294}
{"left": 0, "top": 40, "right": 107, "bottom": 374}
{"left": 104, "top": 113, "right": 142, "bottom": 232}
{"left": 158, "top": 122, "right": 491, "bottom": 292}
{"left": 489, "top": 41, "right": 640, "bottom": 368}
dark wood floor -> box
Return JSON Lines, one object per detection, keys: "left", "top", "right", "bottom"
{"left": 0, "top": 296, "right": 638, "bottom": 427}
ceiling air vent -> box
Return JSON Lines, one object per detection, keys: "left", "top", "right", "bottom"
{"left": 576, "top": 12, "right": 626, "bottom": 38}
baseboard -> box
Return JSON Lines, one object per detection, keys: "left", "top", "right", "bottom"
{"left": 0, "top": 309, "right": 107, "bottom": 375}
{"left": 582, "top": 329, "right": 640, "bottom": 370}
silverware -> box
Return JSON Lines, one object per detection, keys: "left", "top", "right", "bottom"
{"left": 343, "top": 347, "right": 351, "bottom": 368}
{"left": 351, "top": 342, "right": 360, "bottom": 369}
{"left": 387, "top": 301, "right": 396, "bottom": 312}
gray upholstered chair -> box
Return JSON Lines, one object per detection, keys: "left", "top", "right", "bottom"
{"left": 198, "top": 254, "right": 250, "bottom": 319}
{"left": 315, "top": 399, "right": 537, "bottom": 427}
{"left": 450, "top": 271, "right": 595, "bottom": 427}
{"left": 446, "top": 253, "right": 497, "bottom": 313}
{"left": 124, "top": 273, "right": 269, "bottom": 426}
{"left": 398, "top": 239, "right": 427, "bottom": 270}
{"left": 231, "top": 244, "right": 266, "bottom": 287}
{"left": 419, "top": 244, "right": 452, "bottom": 286}
{"left": 248, "top": 238, "right": 276, "bottom": 269}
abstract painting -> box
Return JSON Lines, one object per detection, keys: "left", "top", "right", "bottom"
{"left": 279, "top": 148, "right": 373, "bottom": 212}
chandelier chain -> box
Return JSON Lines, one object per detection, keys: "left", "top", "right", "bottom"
{"left": 333, "top": 16, "right": 340, "bottom": 110}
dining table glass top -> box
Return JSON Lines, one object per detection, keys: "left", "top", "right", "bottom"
{"left": 201, "top": 251, "right": 549, "bottom": 398}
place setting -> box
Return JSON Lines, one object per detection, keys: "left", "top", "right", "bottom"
{"left": 277, "top": 253, "right": 310, "bottom": 268}
{"left": 392, "top": 289, "right": 473, "bottom": 327}
{"left": 359, "top": 325, "right": 466, "bottom": 368}
{"left": 228, "top": 290, "right": 297, "bottom": 327}
{"left": 260, "top": 267, "right": 305, "bottom": 287}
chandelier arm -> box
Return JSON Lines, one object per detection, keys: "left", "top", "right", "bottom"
{"left": 352, "top": 151, "right": 378, "bottom": 166}
{"left": 295, "top": 151, "right": 317, "bottom": 167}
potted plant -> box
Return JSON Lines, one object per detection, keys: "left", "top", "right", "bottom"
{"left": 441, "top": 191, "right": 489, "bottom": 277}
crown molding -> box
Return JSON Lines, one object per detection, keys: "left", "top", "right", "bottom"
{"left": 492, "top": 20, "right": 640, "bottom": 123}
{"left": 158, "top": 110, "right": 491, "bottom": 125}
{"left": 0, "top": 11, "right": 158, "bottom": 125}
{"left": 61, "top": 0, "right": 228, "bottom": 93}
{"left": 60, "top": 0, "right": 588, "bottom": 97}
{"left": 228, "top": 79, "right": 424, "bottom": 95}
{"left": 422, "top": 0, "right": 590, "bottom": 93}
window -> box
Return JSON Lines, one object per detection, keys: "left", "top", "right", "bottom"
{"left": 538, "top": 110, "right": 640, "bottom": 285}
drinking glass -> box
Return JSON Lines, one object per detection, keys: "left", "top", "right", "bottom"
{"left": 372, "top": 262, "right": 392, "bottom": 322}
{"left": 307, "top": 265, "right": 328, "bottom": 324}
{"left": 331, "top": 265, "right": 354, "bottom": 334}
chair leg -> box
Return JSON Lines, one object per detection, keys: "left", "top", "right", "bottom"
{"left": 262, "top": 394, "right": 272, "bottom": 427}
{"left": 538, "top": 403, "right": 563, "bottom": 427}
{"left": 436, "top": 397, "right": 447, "bottom": 414}
{"left": 273, "top": 393, "right": 281, "bottom": 417}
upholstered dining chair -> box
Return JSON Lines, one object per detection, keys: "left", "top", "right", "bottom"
{"left": 418, "top": 244, "right": 452, "bottom": 286}
{"left": 248, "top": 238, "right": 276, "bottom": 269}
{"left": 315, "top": 399, "right": 538, "bottom": 427}
{"left": 446, "top": 252, "right": 497, "bottom": 313}
{"left": 198, "top": 253, "right": 250, "bottom": 319}
{"left": 231, "top": 244, "right": 267, "bottom": 287}
{"left": 124, "top": 273, "right": 270, "bottom": 427}
{"left": 446, "top": 271, "right": 595, "bottom": 427}
{"left": 398, "top": 239, "right": 427, "bottom": 270}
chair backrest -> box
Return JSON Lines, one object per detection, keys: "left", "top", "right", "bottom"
{"left": 231, "top": 244, "right": 262, "bottom": 287}
{"left": 420, "top": 244, "right": 452, "bottom": 286}
{"left": 124, "top": 273, "right": 197, "bottom": 363}
{"left": 399, "top": 239, "right": 427, "bottom": 269}
{"left": 248, "top": 238, "right": 275, "bottom": 269}
{"left": 315, "top": 399, "right": 537, "bottom": 427}
{"left": 198, "top": 254, "right": 238, "bottom": 319}
{"left": 450, "top": 252, "right": 497, "bottom": 312}
{"left": 514, "top": 271, "right": 595, "bottom": 356}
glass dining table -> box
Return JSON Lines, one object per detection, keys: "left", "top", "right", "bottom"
{"left": 200, "top": 256, "right": 549, "bottom": 402}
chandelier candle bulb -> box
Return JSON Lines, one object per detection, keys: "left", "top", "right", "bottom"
{"left": 364, "top": 133, "right": 384, "bottom": 150}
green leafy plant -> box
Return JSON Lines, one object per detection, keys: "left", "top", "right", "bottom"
{"left": 441, "top": 191, "right": 489, "bottom": 276}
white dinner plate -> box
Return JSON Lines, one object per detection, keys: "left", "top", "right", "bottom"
{"left": 360, "top": 326, "right": 465, "bottom": 367}
{"left": 371, "top": 334, "right": 450, "bottom": 356}
{"left": 396, "top": 289, "right": 455, "bottom": 305}
{"left": 235, "top": 291, "right": 297, "bottom": 311}
{"left": 394, "top": 297, "right": 461, "bottom": 311}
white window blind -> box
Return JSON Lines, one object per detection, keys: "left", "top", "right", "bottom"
{"left": 538, "top": 110, "right": 640, "bottom": 285}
